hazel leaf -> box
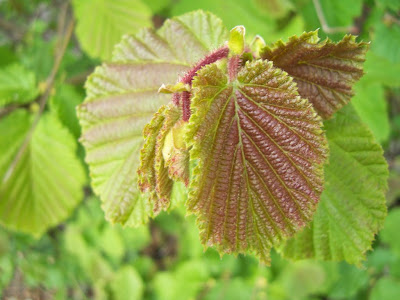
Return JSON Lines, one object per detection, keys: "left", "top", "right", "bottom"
{"left": 260, "top": 31, "right": 369, "bottom": 119}
{"left": 281, "top": 104, "right": 388, "bottom": 265}
{"left": 186, "top": 60, "right": 328, "bottom": 264}
{"left": 77, "top": 11, "right": 228, "bottom": 226}
{"left": 137, "top": 104, "right": 182, "bottom": 214}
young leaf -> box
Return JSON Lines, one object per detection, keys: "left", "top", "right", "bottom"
{"left": 281, "top": 105, "right": 388, "bottom": 265}
{"left": 187, "top": 60, "right": 328, "bottom": 264}
{"left": 77, "top": 11, "right": 228, "bottom": 226}
{"left": 137, "top": 104, "right": 182, "bottom": 214}
{"left": 0, "top": 64, "right": 38, "bottom": 107}
{"left": 0, "top": 110, "right": 85, "bottom": 237}
{"left": 260, "top": 31, "right": 368, "bottom": 119}
{"left": 72, "top": 0, "right": 152, "bottom": 60}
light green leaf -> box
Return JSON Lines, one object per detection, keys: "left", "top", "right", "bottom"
{"left": 253, "top": 0, "right": 293, "bottom": 19}
{"left": 187, "top": 60, "right": 327, "bottom": 264}
{"left": 363, "top": 51, "right": 400, "bottom": 87}
{"left": 152, "top": 260, "right": 209, "bottom": 300}
{"left": 110, "top": 266, "right": 144, "bottom": 300}
{"left": 49, "top": 84, "right": 84, "bottom": 138}
{"left": 370, "top": 277, "right": 400, "bottom": 300}
{"left": 77, "top": 11, "right": 228, "bottom": 227}
{"left": 0, "top": 110, "right": 85, "bottom": 237}
{"left": 137, "top": 104, "right": 182, "bottom": 214}
{"left": 372, "top": 22, "right": 400, "bottom": 64}
{"left": 72, "top": 0, "right": 153, "bottom": 60}
{"left": 380, "top": 208, "right": 400, "bottom": 255}
{"left": 328, "top": 262, "right": 369, "bottom": 299}
{"left": 0, "top": 64, "right": 38, "bottom": 107}
{"left": 351, "top": 77, "right": 390, "bottom": 143}
{"left": 228, "top": 26, "right": 246, "bottom": 55}
{"left": 282, "top": 105, "right": 388, "bottom": 265}
{"left": 170, "top": 0, "right": 276, "bottom": 40}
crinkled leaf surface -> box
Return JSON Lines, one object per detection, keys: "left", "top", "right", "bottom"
{"left": 72, "top": 0, "right": 152, "bottom": 60}
{"left": 0, "top": 64, "right": 38, "bottom": 107}
{"left": 137, "top": 104, "right": 181, "bottom": 214}
{"left": 77, "top": 11, "right": 228, "bottom": 226}
{"left": 261, "top": 31, "right": 368, "bottom": 119}
{"left": 282, "top": 105, "right": 388, "bottom": 265}
{"left": 0, "top": 110, "right": 85, "bottom": 237}
{"left": 187, "top": 60, "right": 327, "bottom": 263}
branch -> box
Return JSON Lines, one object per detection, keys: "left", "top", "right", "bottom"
{"left": 1, "top": 13, "right": 75, "bottom": 184}
{"left": 312, "top": 0, "right": 357, "bottom": 34}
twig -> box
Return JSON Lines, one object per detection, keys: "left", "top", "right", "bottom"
{"left": 1, "top": 13, "right": 75, "bottom": 185}
{"left": 65, "top": 69, "right": 93, "bottom": 85}
{"left": 313, "top": 0, "right": 357, "bottom": 34}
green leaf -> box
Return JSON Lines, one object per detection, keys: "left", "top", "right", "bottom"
{"left": 370, "top": 277, "right": 400, "bottom": 300}
{"left": 228, "top": 26, "right": 246, "bottom": 55}
{"left": 328, "top": 262, "right": 368, "bottom": 299}
{"left": 170, "top": 0, "right": 276, "bottom": 40}
{"left": 363, "top": 51, "right": 400, "bottom": 87}
{"left": 152, "top": 260, "right": 209, "bottom": 300}
{"left": 49, "top": 84, "right": 84, "bottom": 138}
{"left": 187, "top": 60, "right": 327, "bottom": 264}
{"left": 380, "top": 208, "right": 400, "bottom": 255}
{"left": 351, "top": 78, "right": 389, "bottom": 143}
{"left": 72, "top": 0, "right": 153, "bottom": 60}
{"left": 137, "top": 103, "right": 184, "bottom": 213}
{"left": 109, "top": 266, "right": 144, "bottom": 300}
{"left": 0, "top": 64, "right": 38, "bottom": 107}
{"left": 0, "top": 110, "right": 85, "bottom": 237}
{"left": 261, "top": 31, "right": 369, "bottom": 119}
{"left": 376, "top": 0, "right": 400, "bottom": 11}
{"left": 77, "top": 11, "right": 228, "bottom": 226}
{"left": 372, "top": 22, "right": 400, "bottom": 64}
{"left": 294, "top": 0, "right": 362, "bottom": 41}
{"left": 253, "top": 0, "right": 293, "bottom": 19}
{"left": 282, "top": 105, "right": 388, "bottom": 265}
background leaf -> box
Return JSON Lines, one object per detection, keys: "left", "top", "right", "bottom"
{"left": 0, "top": 110, "right": 85, "bottom": 237}
{"left": 0, "top": 64, "right": 38, "bottom": 107}
{"left": 72, "top": 0, "right": 153, "bottom": 60}
{"left": 282, "top": 105, "right": 388, "bottom": 265}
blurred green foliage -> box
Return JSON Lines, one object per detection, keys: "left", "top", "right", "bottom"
{"left": 0, "top": 0, "right": 400, "bottom": 298}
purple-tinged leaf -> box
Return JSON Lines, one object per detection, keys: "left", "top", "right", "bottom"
{"left": 261, "top": 31, "right": 369, "bottom": 119}
{"left": 186, "top": 60, "right": 328, "bottom": 263}
{"left": 77, "top": 11, "right": 228, "bottom": 226}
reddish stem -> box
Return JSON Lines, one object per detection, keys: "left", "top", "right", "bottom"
{"left": 181, "top": 46, "right": 229, "bottom": 84}
{"left": 172, "top": 93, "right": 181, "bottom": 105}
{"left": 182, "top": 91, "right": 191, "bottom": 122}
{"left": 175, "top": 45, "right": 229, "bottom": 121}
{"left": 228, "top": 55, "right": 241, "bottom": 82}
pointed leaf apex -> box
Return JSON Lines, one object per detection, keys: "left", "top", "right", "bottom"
{"left": 158, "top": 82, "right": 191, "bottom": 94}
{"left": 250, "top": 34, "right": 266, "bottom": 56}
{"left": 228, "top": 25, "right": 246, "bottom": 55}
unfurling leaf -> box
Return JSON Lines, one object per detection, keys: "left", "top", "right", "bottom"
{"left": 260, "top": 31, "right": 368, "bottom": 119}
{"left": 186, "top": 60, "right": 328, "bottom": 263}
{"left": 138, "top": 104, "right": 182, "bottom": 213}
{"left": 77, "top": 11, "right": 228, "bottom": 226}
{"left": 162, "top": 120, "right": 190, "bottom": 186}
{"left": 228, "top": 26, "right": 245, "bottom": 55}
{"left": 281, "top": 105, "right": 388, "bottom": 265}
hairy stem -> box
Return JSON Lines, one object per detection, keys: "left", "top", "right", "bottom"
{"left": 176, "top": 45, "right": 229, "bottom": 121}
